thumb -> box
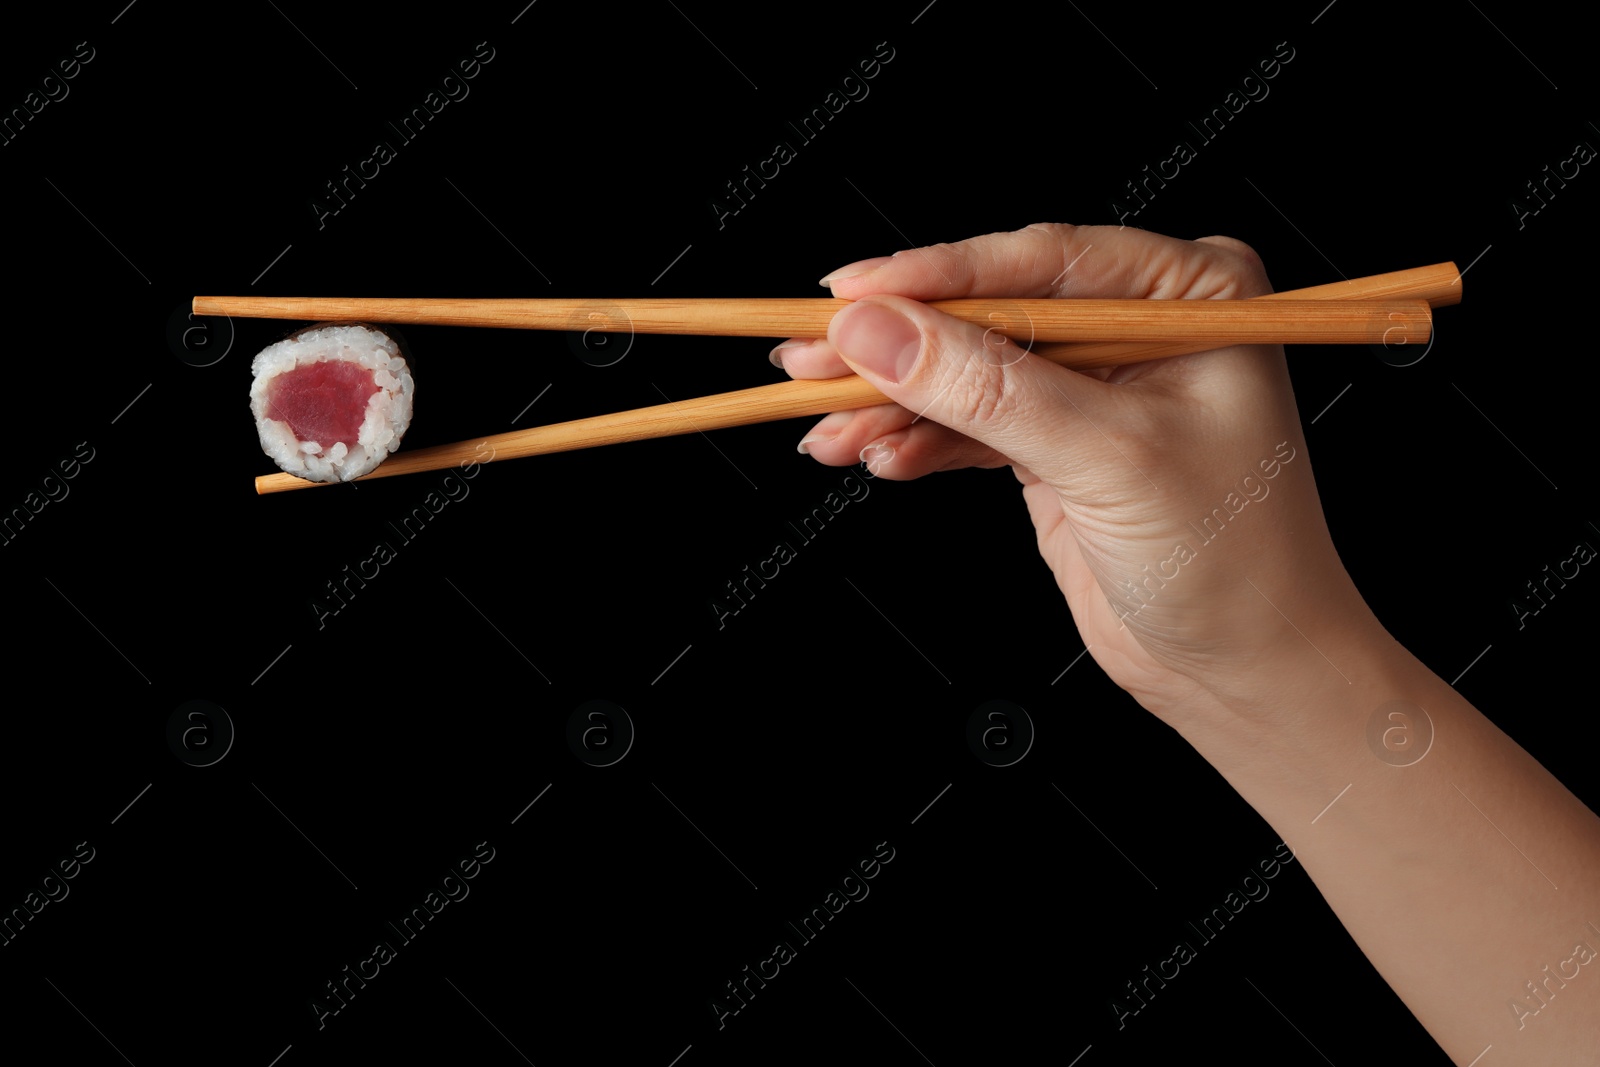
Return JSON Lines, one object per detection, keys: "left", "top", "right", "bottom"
{"left": 827, "top": 295, "right": 1121, "bottom": 489}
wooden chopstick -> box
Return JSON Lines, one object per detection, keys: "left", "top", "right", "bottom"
{"left": 198, "top": 294, "right": 1423, "bottom": 344}
{"left": 247, "top": 262, "right": 1459, "bottom": 495}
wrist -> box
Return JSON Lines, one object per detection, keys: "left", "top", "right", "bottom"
{"left": 1167, "top": 590, "right": 1431, "bottom": 790}
{"left": 1162, "top": 570, "right": 1414, "bottom": 748}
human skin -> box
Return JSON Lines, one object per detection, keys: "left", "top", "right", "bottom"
{"left": 776, "top": 224, "right": 1600, "bottom": 1064}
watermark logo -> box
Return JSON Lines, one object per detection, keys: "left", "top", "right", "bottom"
{"left": 1110, "top": 41, "right": 1296, "bottom": 227}
{"left": 0, "top": 841, "right": 96, "bottom": 949}
{"left": 710, "top": 841, "right": 896, "bottom": 1029}
{"left": 310, "top": 42, "right": 496, "bottom": 230}
{"left": 967, "top": 700, "right": 1035, "bottom": 767}
{"left": 309, "top": 840, "right": 496, "bottom": 1029}
{"left": 1111, "top": 442, "right": 1297, "bottom": 621}
{"left": 566, "top": 304, "right": 634, "bottom": 367}
{"left": 310, "top": 442, "right": 495, "bottom": 630}
{"left": 167, "top": 306, "right": 235, "bottom": 367}
{"left": 1364, "top": 700, "right": 1433, "bottom": 767}
{"left": 1369, "top": 315, "right": 1435, "bottom": 367}
{"left": 1, "top": 441, "right": 96, "bottom": 550}
{"left": 0, "top": 40, "right": 95, "bottom": 150}
{"left": 567, "top": 700, "right": 635, "bottom": 767}
{"left": 1111, "top": 841, "right": 1296, "bottom": 1029}
{"left": 167, "top": 700, "right": 235, "bottom": 768}
{"left": 1510, "top": 533, "right": 1596, "bottom": 630}
{"left": 1509, "top": 921, "right": 1600, "bottom": 1032}
{"left": 710, "top": 469, "right": 873, "bottom": 631}
{"left": 1510, "top": 139, "right": 1595, "bottom": 231}
{"left": 709, "top": 41, "right": 896, "bottom": 230}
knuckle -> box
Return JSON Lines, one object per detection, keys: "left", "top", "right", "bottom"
{"left": 925, "top": 241, "right": 975, "bottom": 293}
{"left": 891, "top": 241, "right": 968, "bottom": 296}
{"left": 1023, "top": 222, "right": 1076, "bottom": 240}
{"left": 1195, "top": 235, "right": 1273, "bottom": 297}
{"left": 1222, "top": 237, "right": 1268, "bottom": 278}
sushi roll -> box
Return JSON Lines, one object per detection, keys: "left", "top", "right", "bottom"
{"left": 250, "top": 323, "right": 414, "bottom": 483}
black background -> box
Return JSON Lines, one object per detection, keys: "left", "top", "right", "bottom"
{"left": 2, "top": 2, "right": 1596, "bottom": 1064}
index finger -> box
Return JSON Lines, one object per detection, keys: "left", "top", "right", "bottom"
{"left": 822, "top": 223, "right": 1270, "bottom": 303}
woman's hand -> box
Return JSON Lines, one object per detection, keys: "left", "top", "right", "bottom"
{"left": 781, "top": 223, "right": 1600, "bottom": 1066}
{"left": 781, "top": 223, "right": 1377, "bottom": 725}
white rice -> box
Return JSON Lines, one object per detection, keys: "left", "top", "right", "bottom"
{"left": 250, "top": 324, "right": 414, "bottom": 483}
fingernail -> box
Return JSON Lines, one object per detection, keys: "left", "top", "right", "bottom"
{"left": 799, "top": 429, "right": 849, "bottom": 455}
{"left": 860, "top": 441, "right": 895, "bottom": 473}
{"left": 818, "top": 256, "right": 894, "bottom": 287}
{"left": 832, "top": 302, "right": 922, "bottom": 384}
{"left": 797, "top": 411, "right": 854, "bottom": 454}
{"left": 769, "top": 339, "right": 813, "bottom": 369}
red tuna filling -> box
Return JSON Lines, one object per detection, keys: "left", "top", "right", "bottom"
{"left": 265, "top": 360, "right": 379, "bottom": 449}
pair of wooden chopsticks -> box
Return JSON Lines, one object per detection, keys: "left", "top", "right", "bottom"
{"left": 195, "top": 262, "right": 1458, "bottom": 495}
